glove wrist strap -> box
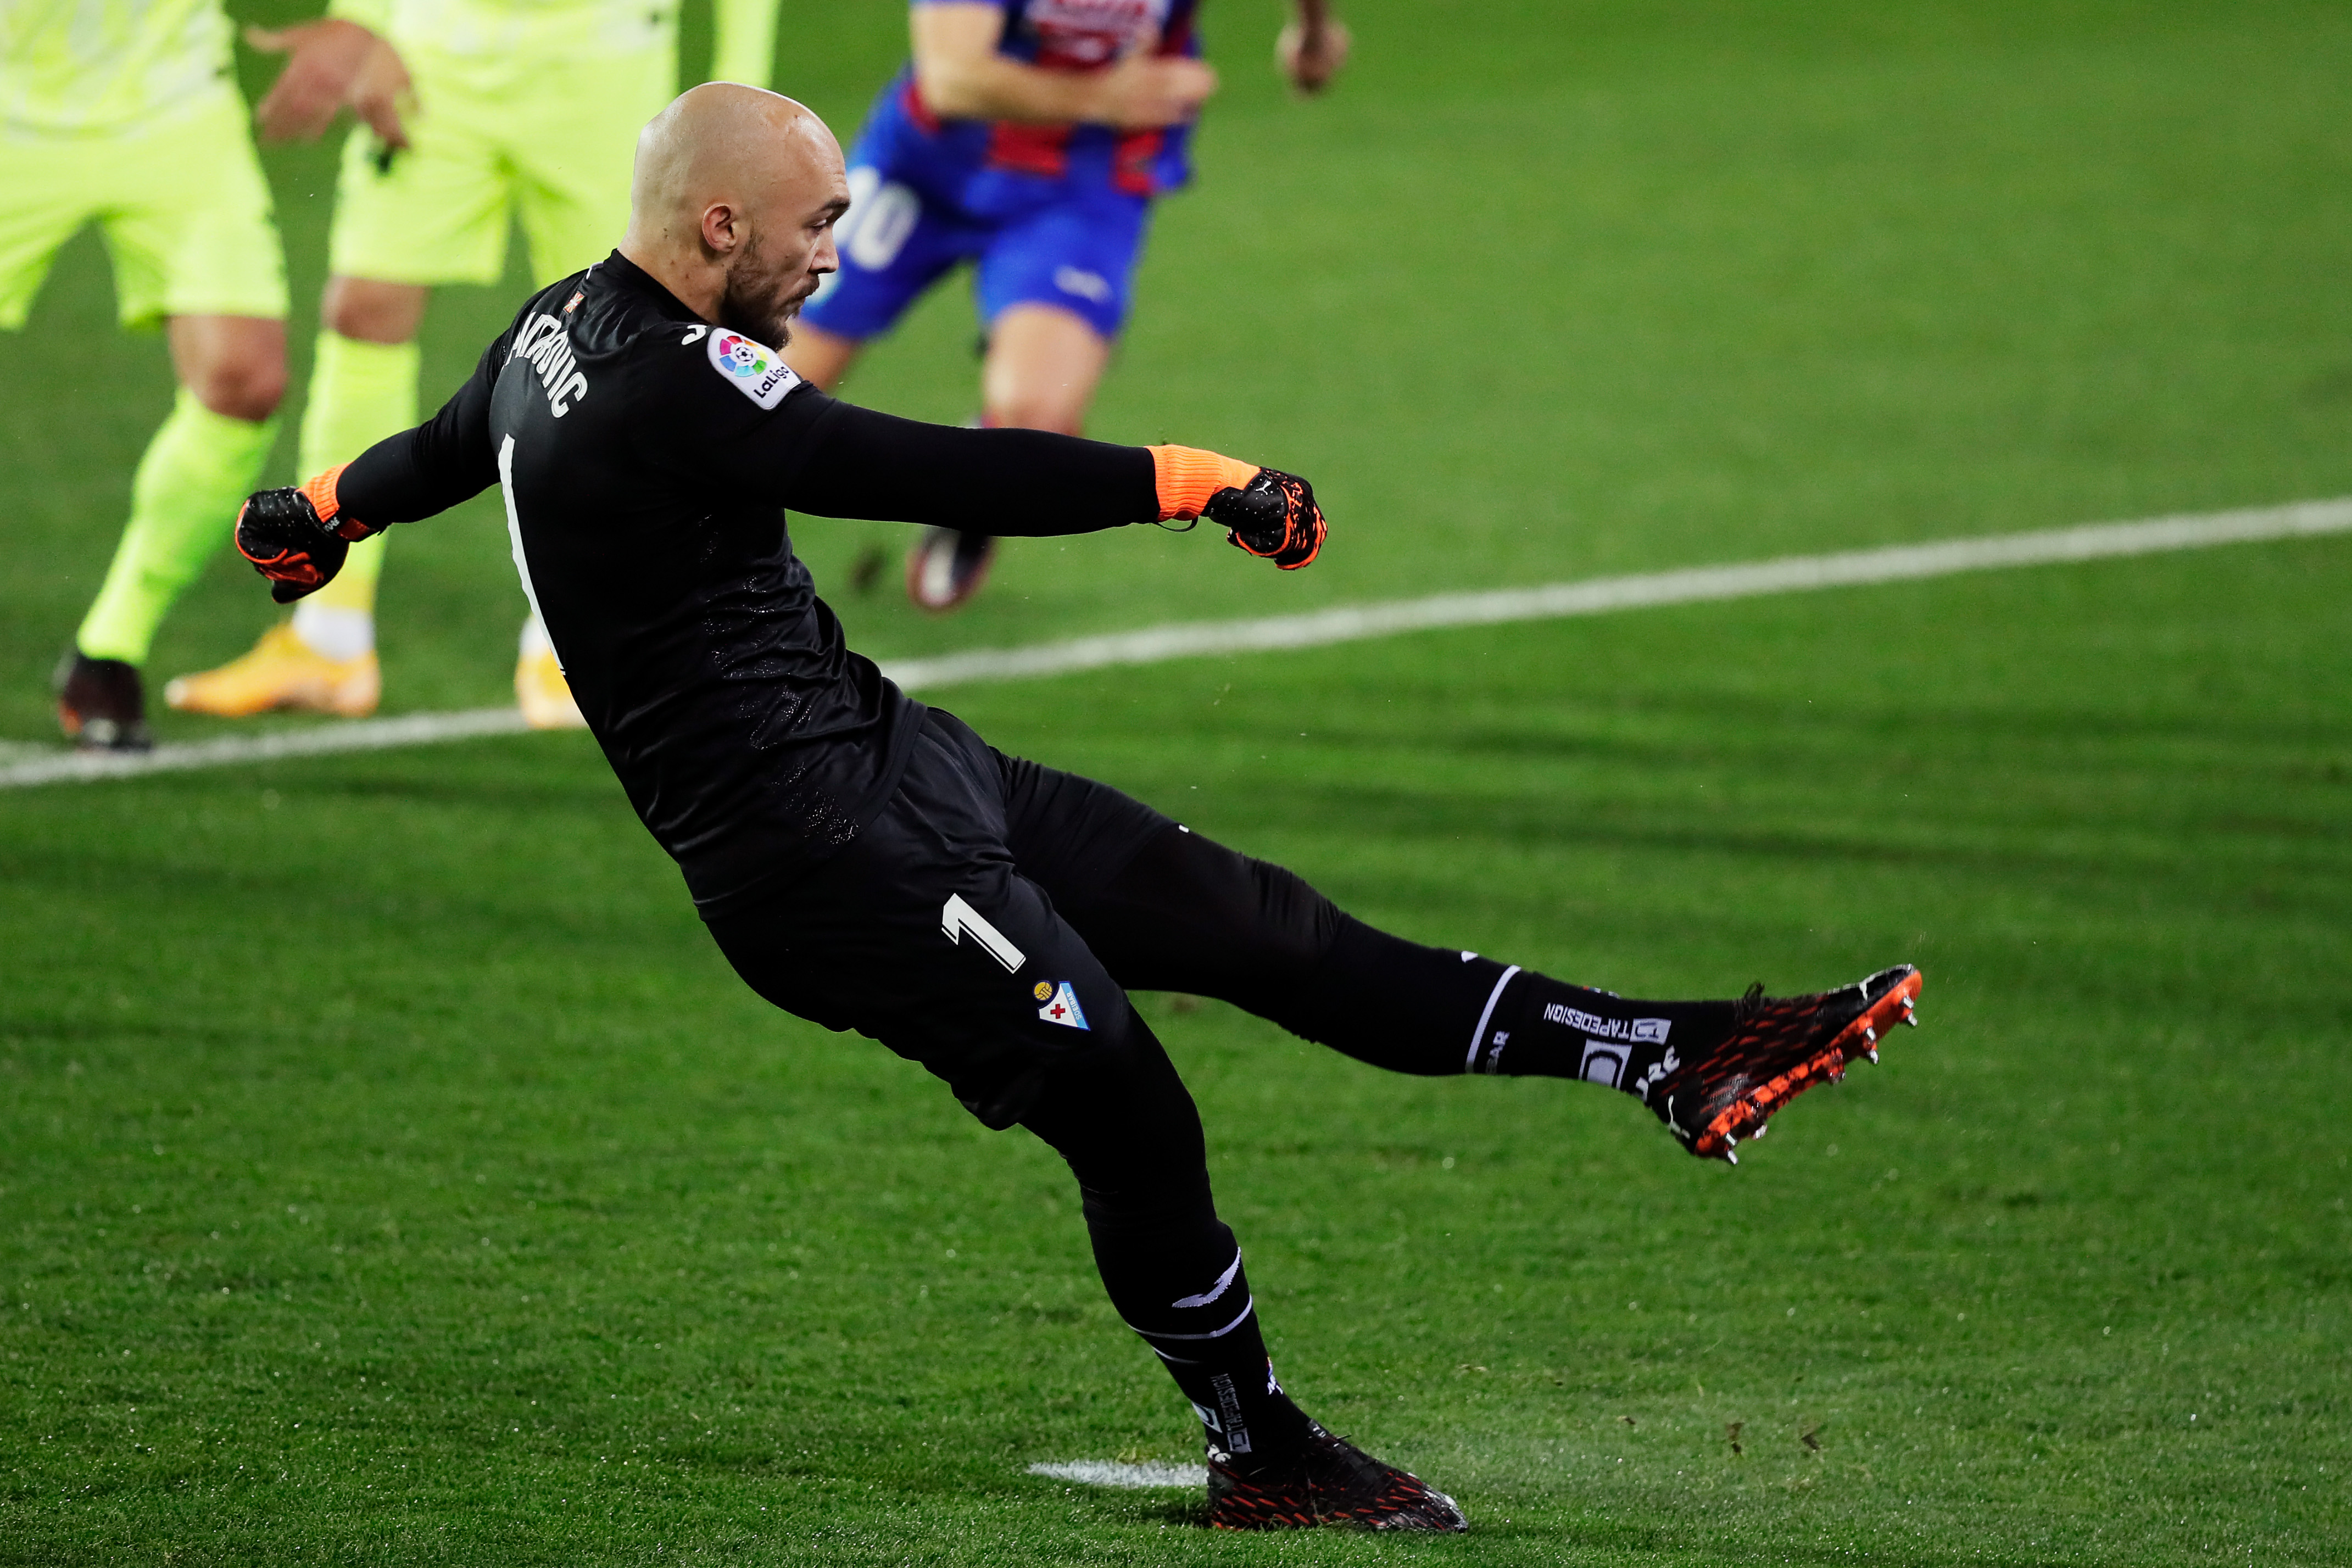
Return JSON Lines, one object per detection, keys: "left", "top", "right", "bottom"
{"left": 1149, "top": 445, "right": 1261, "bottom": 522}
{"left": 300, "top": 463, "right": 374, "bottom": 540}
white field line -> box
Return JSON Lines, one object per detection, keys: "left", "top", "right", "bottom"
{"left": 880, "top": 496, "right": 2352, "bottom": 691}
{"left": 1027, "top": 1459, "right": 1208, "bottom": 1489}
{"left": 1, "top": 706, "right": 528, "bottom": 788}
{"left": 7, "top": 495, "right": 2348, "bottom": 792}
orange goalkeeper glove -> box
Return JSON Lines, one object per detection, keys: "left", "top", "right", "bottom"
{"left": 235, "top": 464, "right": 376, "bottom": 603}
{"left": 1149, "top": 445, "right": 1327, "bottom": 570}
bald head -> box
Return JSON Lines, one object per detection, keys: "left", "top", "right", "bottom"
{"left": 618, "top": 84, "right": 850, "bottom": 344}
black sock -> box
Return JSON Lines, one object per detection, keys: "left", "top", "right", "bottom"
{"left": 1015, "top": 1016, "right": 1314, "bottom": 1475}
{"left": 1474, "top": 971, "right": 1740, "bottom": 1099}
{"left": 1259, "top": 915, "right": 1526, "bottom": 1076}
{"left": 1082, "top": 1195, "right": 1313, "bottom": 1472}
{"left": 1259, "top": 913, "right": 1738, "bottom": 1097}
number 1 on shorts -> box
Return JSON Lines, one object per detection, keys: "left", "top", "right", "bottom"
{"left": 941, "top": 894, "right": 1025, "bottom": 972}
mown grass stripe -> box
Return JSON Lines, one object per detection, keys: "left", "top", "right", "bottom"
{"left": 8, "top": 495, "right": 2347, "bottom": 791}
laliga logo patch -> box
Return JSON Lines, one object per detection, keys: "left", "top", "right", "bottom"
{"left": 707, "top": 328, "right": 799, "bottom": 409}
{"left": 1035, "top": 980, "right": 1089, "bottom": 1031}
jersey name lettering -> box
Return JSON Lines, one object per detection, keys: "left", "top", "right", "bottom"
{"left": 509, "top": 314, "right": 590, "bottom": 417}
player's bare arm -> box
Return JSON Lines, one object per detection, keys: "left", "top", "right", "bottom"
{"left": 910, "top": 2, "right": 1216, "bottom": 127}
{"left": 1277, "top": 0, "right": 1351, "bottom": 95}
{"left": 246, "top": 18, "right": 414, "bottom": 149}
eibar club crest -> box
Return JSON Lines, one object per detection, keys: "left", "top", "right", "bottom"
{"left": 1036, "top": 981, "right": 1089, "bottom": 1030}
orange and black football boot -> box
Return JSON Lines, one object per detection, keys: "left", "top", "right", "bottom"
{"left": 1649, "top": 964, "right": 1921, "bottom": 1163}
{"left": 1207, "top": 1426, "right": 1467, "bottom": 1532}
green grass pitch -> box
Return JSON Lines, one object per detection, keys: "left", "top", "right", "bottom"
{"left": 4, "top": 2, "right": 2350, "bottom": 1561}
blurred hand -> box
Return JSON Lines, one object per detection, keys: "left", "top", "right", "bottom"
{"left": 247, "top": 19, "right": 415, "bottom": 149}
{"left": 1091, "top": 53, "right": 1218, "bottom": 129}
{"left": 1277, "top": 16, "right": 1352, "bottom": 96}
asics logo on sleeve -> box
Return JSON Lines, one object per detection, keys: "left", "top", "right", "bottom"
{"left": 708, "top": 330, "right": 800, "bottom": 409}
{"left": 509, "top": 314, "right": 590, "bottom": 417}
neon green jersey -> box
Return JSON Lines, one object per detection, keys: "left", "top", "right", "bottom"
{"left": 1, "top": 0, "right": 237, "bottom": 135}
{"left": 325, "top": 0, "right": 677, "bottom": 64}
{"left": 0, "top": 0, "right": 776, "bottom": 138}
{"left": 322, "top": 0, "right": 776, "bottom": 80}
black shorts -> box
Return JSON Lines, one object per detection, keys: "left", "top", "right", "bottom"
{"left": 703, "top": 708, "right": 1179, "bottom": 1129}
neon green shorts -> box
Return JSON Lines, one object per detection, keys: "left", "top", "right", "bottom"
{"left": 0, "top": 88, "right": 288, "bottom": 331}
{"left": 329, "top": 46, "right": 675, "bottom": 290}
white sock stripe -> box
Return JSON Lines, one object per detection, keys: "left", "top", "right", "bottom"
{"left": 1171, "top": 1251, "right": 1243, "bottom": 1310}
{"left": 1124, "top": 1294, "right": 1256, "bottom": 1342}
{"left": 1467, "top": 965, "right": 1520, "bottom": 1074}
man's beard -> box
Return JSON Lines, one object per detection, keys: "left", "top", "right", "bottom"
{"left": 718, "top": 283, "right": 794, "bottom": 346}
{"left": 772, "top": 295, "right": 805, "bottom": 347}
{"left": 718, "top": 235, "right": 804, "bottom": 345}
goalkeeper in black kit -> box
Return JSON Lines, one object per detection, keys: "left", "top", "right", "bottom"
{"left": 232, "top": 83, "right": 1922, "bottom": 1533}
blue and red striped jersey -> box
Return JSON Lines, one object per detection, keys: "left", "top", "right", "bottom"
{"left": 877, "top": 0, "right": 1205, "bottom": 196}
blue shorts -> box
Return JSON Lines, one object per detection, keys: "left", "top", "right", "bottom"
{"left": 802, "top": 161, "right": 1152, "bottom": 343}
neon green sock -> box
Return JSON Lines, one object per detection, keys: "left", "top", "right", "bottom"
{"left": 298, "top": 331, "right": 419, "bottom": 615}
{"left": 76, "top": 390, "right": 279, "bottom": 667}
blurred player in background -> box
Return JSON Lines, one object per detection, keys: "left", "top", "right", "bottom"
{"left": 6, "top": 0, "right": 291, "bottom": 751}
{"left": 164, "top": 0, "right": 781, "bottom": 729}
{"left": 784, "top": 0, "right": 1348, "bottom": 613}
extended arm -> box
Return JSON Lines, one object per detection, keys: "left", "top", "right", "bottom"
{"left": 784, "top": 400, "right": 1327, "bottom": 566}
{"left": 909, "top": 2, "right": 1216, "bottom": 127}
{"left": 235, "top": 357, "right": 1324, "bottom": 601}
{"left": 787, "top": 403, "right": 1153, "bottom": 535}
{"left": 336, "top": 335, "right": 505, "bottom": 525}
{"left": 231, "top": 333, "right": 506, "bottom": 601}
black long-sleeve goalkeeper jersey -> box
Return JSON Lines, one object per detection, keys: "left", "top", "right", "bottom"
{"left": 335, "top": 251, "right": 1161, "bottom": 912}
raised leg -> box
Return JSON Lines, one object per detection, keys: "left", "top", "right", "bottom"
{"left": 1056, "top": 820, "right": 1920, "bottom": 1163}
